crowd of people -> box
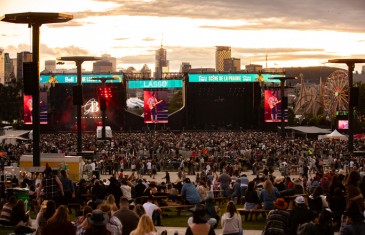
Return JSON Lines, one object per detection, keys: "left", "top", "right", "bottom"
{"left": 0, "top": 131, "right": 365, "bottom": 234}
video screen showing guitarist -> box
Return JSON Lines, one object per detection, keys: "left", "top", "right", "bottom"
{"left": 268, "top": 94, "right": 281, "bottom": 121}
{"left": 147, "top": 92, "right": 163, "bottom": 122}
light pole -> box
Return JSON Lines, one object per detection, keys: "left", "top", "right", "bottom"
{"left": 328, "top": 59, "right": 365, "bottom": 153}
{"left": 269, "top": 76, "right": 297, "bottom": 138}
{"left": 1, "top": 12, "right": 72, "bottom": 166}
{"left": 91, "top": 78, "right": 116, "bottom": 140}
{"left": 57, "top": 57, "right": 101, "bottom": 154}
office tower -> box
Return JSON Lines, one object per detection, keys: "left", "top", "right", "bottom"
{"left": 0, "top": 49, "right": 4, "bottom": 84}
{"left": 17, "top": 51, "right": 32, "bottom": 81}
{"left": 154, "top": 46, "right": 169, "bottom": 79}
{"left": 245, "top": 64, "right": 263, "bottom": 73}
{"left": 92, "top": 54, "right": 116, "bottom": 73}
{"left": 93, "top": 60, "right": 113, "bottom": 73}
{"left": 140, "top": 64, "right": 152, "bottom": 79}
{"left": 4, "top": 53, "right": 15, "bottom": 83}
{"left": 101, "top": 54, "right": 117, "bottom": 72}
{"left": 180, "top": 62, "right": 191, "bottom": 73}
{"left": 45, "top": 60, "right": 56, "bottom": 72}
{"left": 224, "top": 58, "right": 241, "bottom": 72}
{"left": 215, "top": 46, "right": 231, "bottom": 72}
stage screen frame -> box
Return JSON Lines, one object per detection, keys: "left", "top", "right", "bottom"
{"left": 338, "top": 120, "right": 349, "bottom": 130}
{"left": 264, "top": 90, "right": 287, "bottom": 123}
{"left": 23, "top": 92, "right": 48, "bottom": 125}
{"left": 188, "top": 74, "right": 284, "bottom": 83}
{"left": 144, "top": 90, "right": 168, "bottom": 124}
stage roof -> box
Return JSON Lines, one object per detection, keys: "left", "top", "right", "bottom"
{"left": 288, "top": 126, "right": 331, "bottom": 134}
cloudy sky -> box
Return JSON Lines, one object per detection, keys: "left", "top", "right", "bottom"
{"left": 1, "top": 0, "right": 365, "bottom": 72}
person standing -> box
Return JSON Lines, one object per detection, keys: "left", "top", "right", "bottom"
{"left": 59, "top": 170, "right": 74, "bottom": 210}
{"left": 37, "top": 167, "right": 64, "bottom": 205}
{"left": 218, "top": 170, "right": 231, "bottom": 198}
{"left": 114, "top": 197, "right": 140, "bottom": 235}
{"left": 147, "top": 92, "right": 162, "bottom": 123}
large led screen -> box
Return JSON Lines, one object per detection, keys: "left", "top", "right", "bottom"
{"left": 264, "top": 90, "right": 287, "bottom": 122}
{"left": 51, "top": 84, "right": 123, "bottom": 131}
{"left": 144, "top": 90, "right": 168, "bottom": 124}
{"left": 338, "top": 120, "right": 349, "bottom": 130}
{"left": 23, "top": 92, "right": 48, "bottom": 124}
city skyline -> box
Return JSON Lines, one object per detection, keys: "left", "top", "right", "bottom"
{"left": 1, "top": 0, "right": 365, "bottom": 73}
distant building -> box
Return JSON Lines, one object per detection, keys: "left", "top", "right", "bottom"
{"left": 189, "top": 68, "right": 216, "bottom": 73}
{"left": 140, "top": 64, "right": 152, "bottom": 79}
{"left": 17, "top": 51, "right": 32, "bottom": 81}
{"left": 93, "top": 60, "right": 113, "bottom": 73}
{"left": 215, "top": 46, "right": 231, "bottom": 72}
{"left": 180, "top": 62, "right": 191, "bottom": 73}
{"left": 362, "top": 65, "right": 365, "bottom": 74}
{"left": 154, "top": 46, "right": 169, "bottom": 79}
{"left": 0, "top": 49, "right": 4, "bottom": 84}
{"left": 101, "top": 54, "right": 116, "bottom": 72}
{"left": 245, "top": 64, "right": 263, "bottom": 73}
{"left": 4, "top": 53, "right": 15, "bottom": 83}
{"left": 224, "top": 57, "right": 240, "bottom": 72}
{"left": 45, "top": 60, "right": 56, "bottom": 72}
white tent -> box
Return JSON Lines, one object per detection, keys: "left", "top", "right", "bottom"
{"left": 320, "top": 129, "right": 348, "bottom": 141}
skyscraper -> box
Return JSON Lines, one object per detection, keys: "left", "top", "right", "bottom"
{"left": 140, "top": 64, "right": 152, "bottom": 79}
{"left": 17, "top": 51, "right": 32, "bottom": 81}
{"left": 215, "top": 46, "right": 231, "bottom": 72}
{"left": 93, "top": 54, "right": 116, "bottom": 73}
{"left": 154, "top": 46, "right": 169, "bottom": 79}
{"left": 0, "top": 49, "right": 4, "bottom": 84}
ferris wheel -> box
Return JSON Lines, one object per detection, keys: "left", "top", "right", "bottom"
{"left": 322, "top": 70, "right": 349, "bottom": 118}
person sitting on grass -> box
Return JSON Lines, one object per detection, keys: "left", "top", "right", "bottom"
{"left": 185, "top": 204, "right": 216, "bottom": 235}
{"left": 221, "top": 201, "right": 242, "bottom": 235}
{"left": 0, "top": 195, "right": 17, "bottom": 225}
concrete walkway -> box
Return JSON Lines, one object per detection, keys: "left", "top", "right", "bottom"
{"left": 155, "top": 226, "right": 261, "bottom": 235}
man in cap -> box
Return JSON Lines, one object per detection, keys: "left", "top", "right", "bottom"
{"left": 290, "top": 196, "right": 312, "bottom": 235}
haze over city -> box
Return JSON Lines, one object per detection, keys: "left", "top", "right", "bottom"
{"left": 1, "top": 0, "right": 365, "bottom": 72}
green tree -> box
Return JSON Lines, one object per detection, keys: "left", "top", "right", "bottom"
{"left": 168, "top": 90, "right": 183, "bottom": 113}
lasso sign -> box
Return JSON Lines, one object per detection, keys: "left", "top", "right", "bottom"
{"left": 128, "top": 80, "right": 183, "bottom": 89}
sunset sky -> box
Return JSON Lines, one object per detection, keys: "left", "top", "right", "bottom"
{"left": 1, "top": 0, "right": 365, "bottom": 72}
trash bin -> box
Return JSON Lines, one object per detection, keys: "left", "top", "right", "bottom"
{"left": 12, "top": 188, "right": 30, "bottom": 210}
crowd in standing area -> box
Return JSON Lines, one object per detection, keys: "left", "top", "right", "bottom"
{"left": 0, "top": 131, "right": 365, "bottom": 235}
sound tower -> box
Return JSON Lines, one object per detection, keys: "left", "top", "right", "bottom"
{"left": 23, "top": 62, "right": 38, "bottom": 95}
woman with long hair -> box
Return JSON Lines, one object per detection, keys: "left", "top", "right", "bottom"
{"left": 259, "top": 180, "right": 280, "bottom": 210}
{"left": 42, "top": 205, "right": 76, "bottom": 235}
{"left": 221, "top": 201, "right": 242, "bottom": 235}
{"left": 130, "top": 214, "right": 157, "bottom": 235}
{"left": 10, "top": 199, "right": 31, "bottom": 227}
{"left": 104, "top": 194, "right": 118, "bottom": 215}
{"left": 345, "top": 170, "right": 364, "bottom": 211}
{"left": 35, "top": 200, "right": 56, "bottom": 235}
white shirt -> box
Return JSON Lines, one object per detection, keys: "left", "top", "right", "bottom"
{"left": 147, "top": 162, "right": 152, "bottom": 170}
{"left": 143, "top": 202, "right": 158, "bottom": 218}
{"left": 120, "top": 185, "right": 132, "bottom": 200}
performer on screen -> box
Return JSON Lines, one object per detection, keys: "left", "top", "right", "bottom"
{"left": 268, "top": 93, "right": 280, "bottom": 121}
{"left": 147, "top": 92, "right": 163, "bottom": 122}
